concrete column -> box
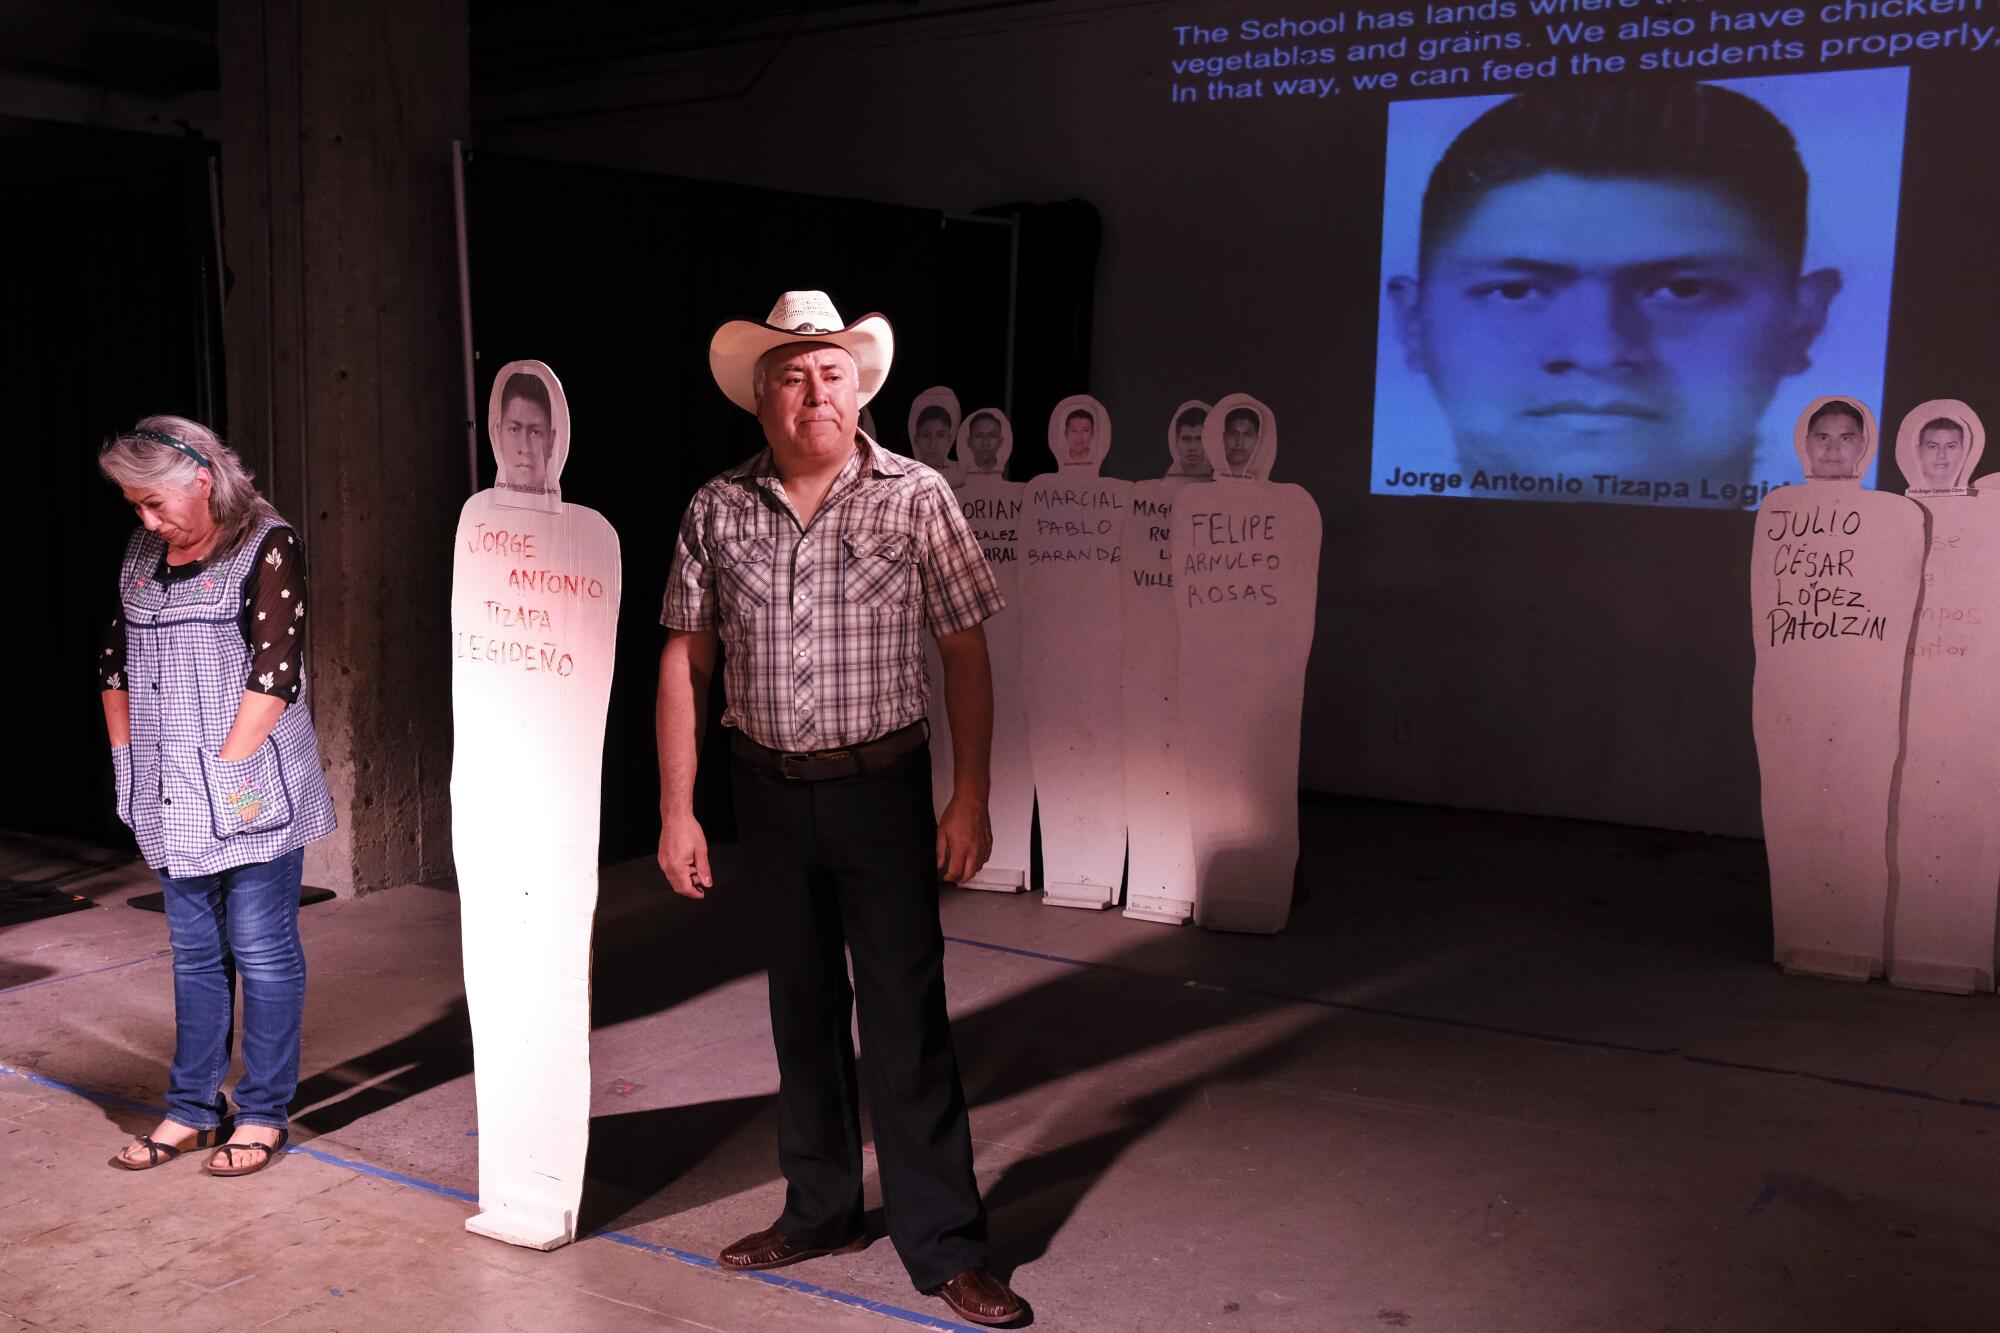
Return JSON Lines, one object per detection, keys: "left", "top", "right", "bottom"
{"left": 219, "top": 0, "right": 468, "bottom": 893}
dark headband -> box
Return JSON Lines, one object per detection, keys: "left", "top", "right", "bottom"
{"left": 132, "top": 428, "right": 213, "bottom": 469}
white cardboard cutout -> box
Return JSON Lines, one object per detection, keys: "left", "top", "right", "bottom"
{"left": 958, "top": 407, "right": 1015, "bottom": 479}
{"left": 909, "top": 385, "right": 963, "bottom": 487}
{"left": 1888, "top": 400, "right": 1999, "bottom": 992}
{"left": 1021, "top": 395, "right": 1128, "bottom": 908}
{"left": 929, "top": 469, "right": 1034, "bottom": 891}
{"left": 452, "top": 360, "right": 622, "bottom": 1248}
{"left": 1172, "top": 396, "right": 1318, "bottom": 933}
{"left": 1750, "top": 396, "right": 1924, "bottom": 981}
{"left": 857, "top": 404, "right": 879, "bottom": 443}
{"left": 1120, "top": 402, "right": 1214, "bottom": 923}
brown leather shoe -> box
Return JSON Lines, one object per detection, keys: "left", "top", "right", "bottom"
{"left": 717, "top": 1225, "right": 864, "bottom": 1272}
{"left": 933, "top": 1268, "right": 1026, "bottom": 1327}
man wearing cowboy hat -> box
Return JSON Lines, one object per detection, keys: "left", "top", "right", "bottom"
{"left": 656, "top": 292, "right": 1023, "bottom": 1326}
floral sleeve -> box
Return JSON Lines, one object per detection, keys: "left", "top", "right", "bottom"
{"left": 98, "top": 595, "right": 126, "bottom": 692}
{"left": 241, "top": 528, "right": 307, "bottom": 702}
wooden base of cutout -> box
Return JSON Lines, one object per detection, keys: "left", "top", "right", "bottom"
{"left": 1124, "top": 894, "right": 1191, "bottom": 925}
{"left": 1780, "top": 948, "right": 1879, "bottom": 983}
{"left": 962, "top": 867, "right": 1027, "bottom": 893}
{"left": 1043, "top": 881, "right": 1116, "bottom": 910}
{"left": 466, "top": 1206, "right": 573, "bottom": 1251}
{"left": 1888, "top": 960, "right": 1990, "bottom": 995}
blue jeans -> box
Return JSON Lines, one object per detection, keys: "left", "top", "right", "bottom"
{"left": 157, "top": 847, "right": 307, "bottom": 1131}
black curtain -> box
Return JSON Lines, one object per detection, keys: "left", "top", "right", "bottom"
{"left": 977, "top": 198, "right": 1102, "bottom": 480}
{"left": 466, "top": 155, "right": 1097, "bottom": 861}
{"left": 5, "top": 119, "right": 222, "bottom": 846}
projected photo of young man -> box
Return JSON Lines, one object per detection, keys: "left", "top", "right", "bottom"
{"left": 1386, "top": 81, "right": 1842, "bottom": 497}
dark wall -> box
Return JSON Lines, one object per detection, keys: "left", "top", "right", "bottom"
{"left": 476, "top": 6, "right": 2000, "bottom": 839}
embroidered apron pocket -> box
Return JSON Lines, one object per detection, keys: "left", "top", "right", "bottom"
{"left": 840, "top": 531, "right": 916, "bottom": 610}
{"left": 199, "top": 742, "right": 296, "bottom": 839}
{"left": 111, "top": 745, "right": 134, "bottom": 828}
{"left": 713, "top": 537, "right": 776, "bottom": 611}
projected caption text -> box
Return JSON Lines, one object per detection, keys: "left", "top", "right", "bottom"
{"left": 1167, "top": 1, "right": 1993, "bottom": 105}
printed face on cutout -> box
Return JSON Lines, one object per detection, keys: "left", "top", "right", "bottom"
{"left": 1918, "top": 425, "right": 1966, "bottom": 489}
{"left": 1388, "top": 172, "right": 1839, "bottom": 483}
{"left": 1805, "top": 409, "right": 1867, "bottom": 479}
{"left": 500, "top": 392, "right": 553, "bottom": 492}
{"left": 1064, "top": 412, "right": 1097, "bottom": 462}
{"left": 913, "top": 411, "right": 956, "bottom": 469}
{"left": 967, "top": 414, "right": 1005, "bottom": 473}
{"left": 1176, "top": 417, "right": 1211, "bottom": 475}
{"left": 1223, "top": 411, "right": 1262, "bottom": 469}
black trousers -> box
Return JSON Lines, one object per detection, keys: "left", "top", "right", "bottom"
{"left": 730, "top": 746, "right": 987, "bottom": 1290}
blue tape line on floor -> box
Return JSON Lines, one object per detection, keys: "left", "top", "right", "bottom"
{"left": 286, "top": 1144, "right": 478, "bottom": 1203}
{"left": 0, "top": 1061, "right": 166, "bottom": 1116}
{"left": 940, "top": 933, "right": 2000, "bottom": 1112}
{"left": 0, "top": 949, "right": 172, "bottom": 996}
{"left": 0, "top": 1062, "right": 989, "bottom": 1333}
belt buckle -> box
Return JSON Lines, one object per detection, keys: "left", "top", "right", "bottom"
{"left": 779, "top": 746, "right": 850, "bottom": 779}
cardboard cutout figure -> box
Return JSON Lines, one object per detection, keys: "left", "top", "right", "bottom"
{"left": 909, "top": 385, "right": 963, "bottom": 488}
{"left": 858, "top": 404, "right": 879, "bottom": 443}
{"left": 1888, "top": 400, "right": 2000, "bottom": 992}
{"left": 929, "top": 420, "right": 1032, "bottom": 891}
{"left": 958, "top": 407, "right": 1015, "bottom": 479}
{"left": 1121, "top": 401, "right": 1213, "bottom": 923}
{"left": 1750, "top": 395, "right": 1923, "bottom": 981}
{"left": 1173, "top": 395, "right": 1320, "bottom": 932}
{"left": 451, "top": 361, "right": 622, "bottom": 1247}
{"left": 1022, "top": 395, "right": 1129, "bottom": 908}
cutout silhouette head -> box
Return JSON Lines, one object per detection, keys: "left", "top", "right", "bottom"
{"left": 1893, "top": 399, "right": 1985, "bottom": 496}
{"left": 487, "top": 360, "right": 569, "bottom": 511}
{"left": 1203, "top": 393, "right": 1279, "bottom": 481}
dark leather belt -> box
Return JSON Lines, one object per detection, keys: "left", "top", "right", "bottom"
{"left": 731, "top": 721, "right": 929, "bottom": 782}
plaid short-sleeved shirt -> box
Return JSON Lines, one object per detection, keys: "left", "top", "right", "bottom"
{"left": 662, "top": 434, "right": 1004, "bottom": 752}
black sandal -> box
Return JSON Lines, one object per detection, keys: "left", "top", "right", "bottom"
{"left": 108, "top": 1126, "right": 222, "bottom": 1171}
{"left": 205, "top": 1128, "right": 289, "bottom": 1178}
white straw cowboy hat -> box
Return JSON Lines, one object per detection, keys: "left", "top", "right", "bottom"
{"left": 709, "top": 291, "right": 894, "bottom": 414}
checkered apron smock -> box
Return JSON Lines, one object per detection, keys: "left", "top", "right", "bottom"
{"left": 112, "top": 517, "right": 338, "bottom": 877}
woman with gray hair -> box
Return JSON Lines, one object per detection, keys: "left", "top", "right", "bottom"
{"left": 97, "top": 414, "right": 337, "bottom": 1177}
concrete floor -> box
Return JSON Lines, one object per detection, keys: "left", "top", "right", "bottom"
{"left": 2, "top": 799, "right": 1998, "bottom": 1333}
